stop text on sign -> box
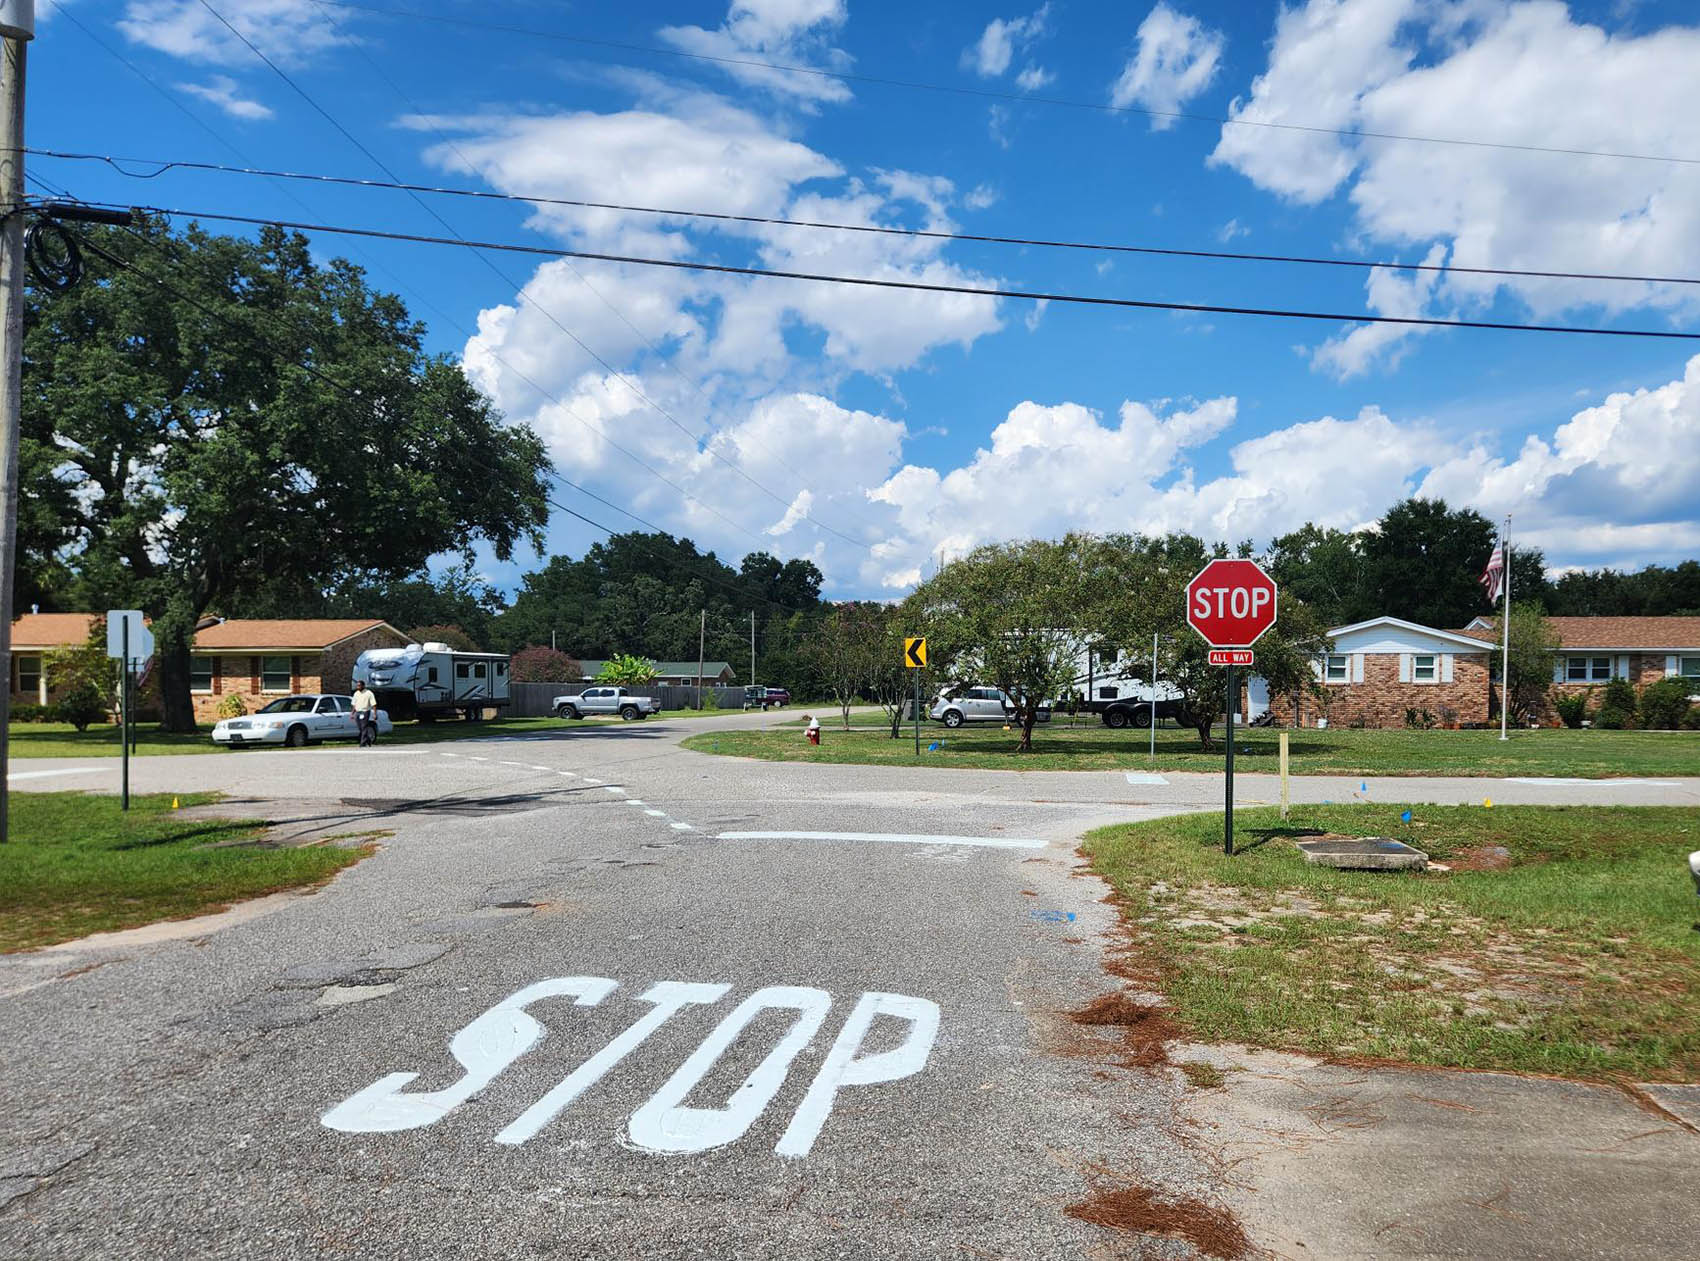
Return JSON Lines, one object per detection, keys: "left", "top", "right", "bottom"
{"left": 1185, "top": 558, "right": 1279, "bottom": 648}
{"left": 1191, "top": 586, "right": 1272, "bottom": 621}
{"left": 321, "top": 975, "right": 939, "bottom": 1158}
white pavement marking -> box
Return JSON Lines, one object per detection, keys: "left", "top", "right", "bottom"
{"left": 582, "top": 777, "right": 603, "bottom": 786}
{"left": 624, "top": 800, "right": 646, "bottom": 807}
{"left": 718, "top": 830, "right": 1045, "bottom": 851}
{"left": 8, "top": 767, "right": 105, "bottom": 781}
{"left": 627, "top": 986, "right": 833, "bottom": 1155}
{"left": 321, "top": 977, "right": 616, "bottom": 1133}
{"left": 776, "top": 992, "right": 940, "bottom": 1158}
{"left": 495, "top": 981, "right": 728, "bottom": 1147}
{"left": 1504, "top": 777, "right": 1682, "bottom": 787}
{"left": 645, "top": 809, "right": 666, "bottom": 817}
{"left": 1124, "top": 771, "right": 1168, "bottom": 785}
{"left": 528, "top": 765, "right": 554, "bottom": 772}
{"left": 671, "top": 822, "right": 694, "bottom": 831}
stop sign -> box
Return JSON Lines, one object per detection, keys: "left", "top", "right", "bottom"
{"left": 1186, "top": 559, "right": 1278, "bottom": 648}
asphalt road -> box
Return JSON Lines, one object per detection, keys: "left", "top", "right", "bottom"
{"left": 4, "top": 712, "right": 1698, "bottom": 1258}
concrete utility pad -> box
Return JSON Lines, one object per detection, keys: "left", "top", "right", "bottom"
{"left": 1296, "top": 834, "right": 1429, "bottom": 871}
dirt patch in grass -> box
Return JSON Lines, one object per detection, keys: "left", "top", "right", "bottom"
{"left": 1451, "top": 845, "right": 1515, "bottom": 872}
{"left": 1064, "top": 1183, "right": 1251, "bottom": 1258}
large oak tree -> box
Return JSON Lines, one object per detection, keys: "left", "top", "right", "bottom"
{"left": 23, "top": 218, "right": 551, "bottom": 729}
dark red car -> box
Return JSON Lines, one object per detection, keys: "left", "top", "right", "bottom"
{"left": 762, "top": 686, "right": 791, "bottom": 707}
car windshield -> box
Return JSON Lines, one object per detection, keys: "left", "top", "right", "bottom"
{"left": 257, "top": 697, "right": 317, "bottom": 714}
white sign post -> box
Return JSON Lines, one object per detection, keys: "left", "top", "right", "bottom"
{"left": 106, "top": 610, "right": 151, "bottom": 810}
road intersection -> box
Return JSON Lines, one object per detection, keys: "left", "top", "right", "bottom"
{"left": 4, "top": 710, "right": 1698, "bottom": 1257}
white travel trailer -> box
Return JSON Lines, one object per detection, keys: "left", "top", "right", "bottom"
{"left": 352, "top": 641, "right": 511, "bottom": 721}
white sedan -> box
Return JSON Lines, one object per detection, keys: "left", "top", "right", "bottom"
{"left": 212, "top": 694, "right": 394, "bottom": 748}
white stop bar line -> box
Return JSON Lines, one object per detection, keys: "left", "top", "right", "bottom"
{"left": 717, "top": 830, "right": 1044, "bottom": 850}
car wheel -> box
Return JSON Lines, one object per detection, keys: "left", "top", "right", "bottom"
{"left": 556, "top": 704, "right": 577, "bottom": 720}
{"left": 943, "top": 709, "right": 965, "bottom": 729}
{"left": 1104, "top": 708, "right": 1130, "bottom": 729}
{"left": 620, "top": 705, "right": 639, "bottom": 720}
{"left": 285, "top": 724, "right": 309, "bottom": 748}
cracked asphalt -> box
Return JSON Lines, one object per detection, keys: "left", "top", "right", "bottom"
{"left": 4, "top": 711, "right": 1698, "bottom": 1258}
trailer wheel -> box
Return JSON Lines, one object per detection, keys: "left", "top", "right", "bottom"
{"left": 619, "top": 705, "right": 639, "bottom": 721}
{"left": 1104, "top": 707, "right": 1130, "bottom": 729}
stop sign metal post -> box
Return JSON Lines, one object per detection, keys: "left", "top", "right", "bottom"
{"left": 1186, "top": 560, "right": 1279, "bottom": 855}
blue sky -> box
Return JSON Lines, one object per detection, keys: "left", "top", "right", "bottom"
{"left": 30, "top": 0, "right": 1700, "bottom": 598}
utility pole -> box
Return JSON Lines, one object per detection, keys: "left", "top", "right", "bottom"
{"left": 0, "top": 5, "right": 33, "bottom": 846}
{"left": 749, "top": 611, "right": 755, "bottom": 705}
{"left": 697, "top": 609, "right": 705, "bottom": 711}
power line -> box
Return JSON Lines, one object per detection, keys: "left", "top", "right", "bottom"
{"left": 30, "top": 145, "right": 1700, "bottom": 290}
{"left": 72, "top": 199, "right": 1700, "bottom": 342}
{"left": 196, "top": 0, "right": 867, "bottom": 556}
{"left": 309, "top": 0, "right": 1700, "bottom": 167}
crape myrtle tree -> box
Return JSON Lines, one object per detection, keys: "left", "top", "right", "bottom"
{"left": 24, "top": 218, "right": 551, "bottom": 730}
{"left": 910, "top": 537, "right": 1098, "bottom": 752}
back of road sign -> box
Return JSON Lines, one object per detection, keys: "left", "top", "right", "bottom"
{"left": 106, "top": 610, "right": 154, "bottom": 663}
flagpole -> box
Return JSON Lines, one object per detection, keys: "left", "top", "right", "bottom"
{"left": 1499, "top": 515, "right": 1511, "bottom": 742}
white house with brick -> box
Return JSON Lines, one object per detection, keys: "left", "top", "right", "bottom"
{"left": 1292, "top": 617, "right": 1496, "bottom": 728}
{"left": 188, "top": 619, "right": 410, "bottom": 721}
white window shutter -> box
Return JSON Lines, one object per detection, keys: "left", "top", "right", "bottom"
{"left": 1442, "top": 654, "right": 1454, "bottom": 683}
{"left": 1347, "top": 654, "right": 1360, "bottom": 683}
{"left": 1553, "top": 658, "right": 1565, "bottom": 683}
{"left": 1311, "top": 657, "right": 1323, "bottom": 681}
{"left": 1667, "top": 655, "right": 1678, "bottom": 676}
{"left": 1617, "top": 654, "right": 1629, "bottom": 680}
{"left": 1398, "top": 654, "right": 1411, "bottom": 683}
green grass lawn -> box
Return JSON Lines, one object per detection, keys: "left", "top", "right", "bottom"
{"left": 1, "top": 792, "right": 373, "bottom": 952}
{"left": 1083, "top": 804, "right": 1700, "bottom": 1081}
{"left": 681, "top": 722, "right": 1700, "bottom": 777}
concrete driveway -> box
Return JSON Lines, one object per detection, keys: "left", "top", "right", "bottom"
{"left": 4, "top": 711, "right": 1696, "bottom": 1258}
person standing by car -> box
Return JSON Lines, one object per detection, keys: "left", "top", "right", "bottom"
{"left": 352, "top": 680, "right": 378, "bottom": 746}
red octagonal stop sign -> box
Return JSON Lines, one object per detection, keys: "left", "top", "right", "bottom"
{"left": 1186, "top": 559, "right": 1278, "bottom": 648}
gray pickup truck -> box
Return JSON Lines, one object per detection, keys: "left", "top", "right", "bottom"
{"left": 553, "top": 686, "right": 660, "bottom": 721}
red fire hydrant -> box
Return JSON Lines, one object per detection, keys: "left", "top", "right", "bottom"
{"left": 805, "top": 715, "right": 821, "bottom": 745}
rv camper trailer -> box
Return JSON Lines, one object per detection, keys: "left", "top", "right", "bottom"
{"left": 352, "top": 641, "right": 511, "bottom": 721}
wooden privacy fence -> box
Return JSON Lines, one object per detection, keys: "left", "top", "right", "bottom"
{"left": 507, "top": 682, "right": 750, "bottom": 717}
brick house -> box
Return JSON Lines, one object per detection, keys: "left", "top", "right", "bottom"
{"left": 186, "top": 619, "right": 410, "bottom": 721}
{"left": 8, "top": 612, "right": 101, "bottom": 707}
{"left": 1462, "top": 615, "right": 1700, "bottom": 716}
{"left": 1287, "top": 617, "right": 1495, "bottom": 728}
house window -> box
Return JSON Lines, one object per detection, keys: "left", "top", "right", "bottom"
{"left": 190, "top": 656, "right": 215, "bottom": 692}
{"left": 1413, "top": 654, "right": 1437, "bottom": 683}
{"left": 1680, "top": 657, "right": 1700, "bottom": 679}
{"left": 1324, "top": 654, "right": 1349, "bottom": 683}
{"left": 1565, "top": 656, "right": 1613, "bottom": 682}
{"left": 261, "top": 655, "right": 292, "bottom": 693}
{"left": 16, "top": 654, "right": 41, "bottom": 697}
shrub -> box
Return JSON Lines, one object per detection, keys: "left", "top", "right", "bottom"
{"left": 1683, "top": 707, "right": 1700, "bottom": 731}
{"left": 54, "top": 684, "right": 112, "bottom": 732}
{"left": 1594, "top": 678, "right": 1638, "bottom": 730}
{"left": 217, "top": 693, "right": 249, "bottom": 719}
{"left": 595, "top": 653, "right": 659, "bottom": 686}
{"left": 510, "top": 646, "right": 583, "bottom": 684}
{"left": 43, "top": 629, "right": 118, "bottom": 731}
{"left": 1404, "top": 707, "right": 1436, "bottom": 730}
{"left": 1553, "top": 690, "right": 1590, "bottom": 729}
{"left": 1638, "top": 677, "right": 1694, "bottom": 730}
{"left": 9, "top": 703, "right": 50, "bottom": 722}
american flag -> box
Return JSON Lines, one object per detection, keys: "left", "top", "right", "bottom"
{"left": 1480, "top": 538, "right": 1505, "bottom": 604}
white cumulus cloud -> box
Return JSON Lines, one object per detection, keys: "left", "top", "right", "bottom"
{"left": 659, "top": 0, "right": 852, "bottom": 106}
{"left": 1110, "top": 3, "right": 1225, "bottom": 127}
{"left": 178, "top": 74, "right": 273, "bottom": 120}
{"left": 120, "top": 0, "right": 353, "bottom": 67}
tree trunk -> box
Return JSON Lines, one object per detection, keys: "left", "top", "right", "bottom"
{"left": 1192, "top": 709, "right": 1216, "bottom": 751}
{"left": 1018, "top": 706, "right": 1037, "bottom": 752}
{"left": 154, "top": 636, "right": 198, "bottom": 732}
